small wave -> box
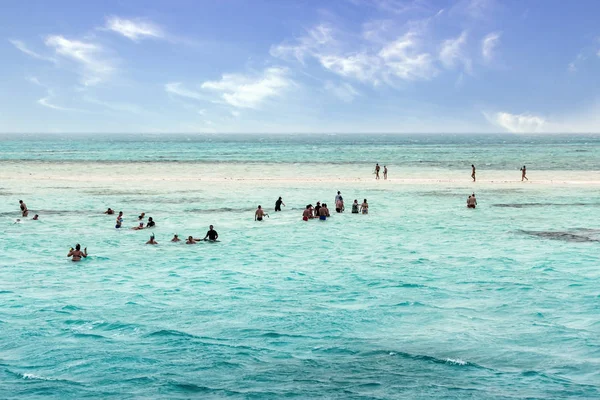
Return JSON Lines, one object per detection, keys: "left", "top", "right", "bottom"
{"left": 71, "top": 332, "right": 109, "bottom": 340}
{"left": 519, "top": 230, "right": 599, "bottom": 243}
{"left": 445, "top": 358, "right": 467, "bottom": 366}
{"left": 145, "top": 329, "right": 198, "bottom": 339}
{"left": 395, "top": 301, "right": 427, "bottom": 307}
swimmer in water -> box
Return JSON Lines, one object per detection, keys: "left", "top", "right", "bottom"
{"left": 32, "top": 214, "right": 39, "bottom": 220}
{"left": 132, "top": 222, "right": 144, "bottom": 230}
{"left": 115, "top": 211, "right": 123, "bottom": 228}
{"left": 275, "top": 197, "right": 285, "bottom": 212}
{"left": 186, "top": 236, "right": 198, "bottom": 244}
{"left": 319, "top": 203, "right": 330, "bottom": 220}
{"left": 471, "top": 165, "right": 476, "bottom": 182}
{"left": 146, "top": 235, "right": 158, "bottom": 245}
{"left": 146, "top": 217, "right": 155, "bottom": 228}
{"left": 467, "top": 194, "right": 477, "bottom": 208}
{"left": 302, "top": 205, "right": 312, "bottom": 221}
{"left": 352, "top": 199, "right": 359, "bottom": 214}
{"left": 255, "top": 205, "right": 268, "bottom": 221}
{"left": 521, "top": 165, "right": 528, "bottom": 181}
{"left": 335, "top": 195, "right": 344, "bottom": 213}
{"left": 171, "top": 234, "right": 181, "bottom": 242}
{"left": 203, "top": 225, "right": 219, "bottom": 241}
{"left": 19, "top": 200, "right": 28, "bottom": 217}
{"left": 104, "top": 208, "right": 115, "bottom": 215}
{"left": 67, "top": 244, "right": 88, "bottom": 261}
{"left": 138, "top": 212, "right": 146, "bottom": 222}
{"left": 360, "top": 199, "right": 369, "bottom": 214}
{"left": 374, "top": 163, "right": 380, "bottom": 180}
{"left": 313, "top": 202, "right": 321, "bottom": 218}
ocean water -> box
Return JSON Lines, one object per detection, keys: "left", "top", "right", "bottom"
{"left": 1, "top": 134, "right": 599, "bottom": 399}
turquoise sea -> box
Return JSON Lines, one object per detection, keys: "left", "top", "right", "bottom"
{"left": 1, "top": 134, "right": 599, "bottom": 399}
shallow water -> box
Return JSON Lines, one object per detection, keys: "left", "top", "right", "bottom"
{"left": 1, "top": 135, "right": 599, "bottom": 399}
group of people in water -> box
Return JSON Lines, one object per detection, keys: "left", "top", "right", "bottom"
{"left": 21, "top": 162, "right": 530, "bottom": 260}
{"left": 298, "top": 192, "right": 370, "bottom": 221}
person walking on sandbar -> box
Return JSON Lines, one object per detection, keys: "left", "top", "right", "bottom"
{"left": 374, "top": 163, "right": 381, "bottom": 179}
{"left": 521, "top": 165, "right": 528, "bottom": 181}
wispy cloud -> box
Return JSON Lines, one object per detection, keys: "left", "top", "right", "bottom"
{"left": 201, "top": 67, "right": 293, "bottom": 109}
{"left": 439, "top": 31, "right": 471, "bottom": 73}
{"left": 9, "top": 39, "right": 56, "bottom": 63}
{"left": 379, "top": 32, "right": 437, "bottom": 80}
{"left": 482, "top": 32, "right": 501, "bottom": 62}
{"left": 104, "top": 16, "right": 164, "bottom": 41}
{"left": 165, "top": 82, "right": 206, "bottom": 101}
{"left": 82, "top": 96, "right": 145, "bottom": 114}
{"left": 272, "top": 23, "right": 440, "bottom": 85}
{"left": 44, "top": 35, "right": 115, "bottom": 86}
{"left": 325, "top": 81, "right": 360, "bottom": 102}
{"left": 485, "top": 111, "right": 545, "bottom": 133}
{"left": 270, "top": 24, "right": 334, "bottom": 64}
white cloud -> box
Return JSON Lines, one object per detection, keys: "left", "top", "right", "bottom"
{"left": 201, "top": 67, "right": 292, "bottom": 109}
{"left": 482, "top": 32, "right": 501, "bottom": 62}
{"left": 9, "top": 39, "right": 56, "bottom": 63}
{"left": 379, "top": 32, "right": 437, "bottom": 80}
{"left": 37, "top": 92, "right": 82, "bottom": 112}
{"left": 325, "top": 81, "right": 359, "bottom": 102}
{"left": 44, "top": 35, "right": 114, "bottom": 85}
{"left": 318, "top": 53, "right": 381, "bottom": 84}
{"left": 165, "top": 82, "right": 206, "bottom": 101}
{"left": 104, "top": 16, "right": 164, "bottom": 41}
{"left": 485, "top": 111, "right": 546, "bottom": 133}
{"left": 231, "top": 110, "right": 241, "bottom": 117}
{"left": 439, "top": 31, "right": 471, "bottom": 73}
{"left": 273, "top": 22, "right": 462, "bottom": 86}
{"left": 270, "top": 24, "right": 334, "bottom": 63}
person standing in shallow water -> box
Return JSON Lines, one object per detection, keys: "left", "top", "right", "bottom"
{"left": 383, "top": 165, "right": 388, "bottom": 180}
{"left": 471, "top": 165, "right": 476, "bottom": 182}
{"left": 352, "top": 199, "right": 359, "bottom": 214}
{"left": 255, "top": 205, "right": 268, "bottom": 221}
{"left": 467, "top": 193, "right": 477, "bottom": 208}
{"left": 521, "top": 165, "right": 528, "bottom": 181}
{"left": 375, "top": 163, "right": 381, "bottom": 179}
{"left": 360, "top": 199, "right": 369, "bottom": 214}
{"left": 19, "top": 200, "right": 28, "bottom": 217}
{"left": 203, "top": 225, "right": 219, "bottom": 241}
{"left": 275, "top": 197, "right": 285, "bottom": 212}
{"left": 67, "top": 244, "right": 87, "bottom": 261}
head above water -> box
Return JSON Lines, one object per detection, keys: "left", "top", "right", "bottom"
{"left": 209, "top": 225, "right": 214, "bottom": 229}
{"left": 75, "top": 244, "right": 81, "bottom": 250}
{"left": 337, "top": 191, "right": 340, "bottom": 194}
{"left": 258, "top": 205, "right": 262, "bottom": 209}
{"left": 19, "top": 200, "right": 23, "bottom": 204}
{"left": 364, "top": 199, "right": 367, "bottom": 202}
{"left": 148, "top": 217, "right": 153, "bottom": 221}
{"left": 278, "top": 197, "right": 282, "bottom": 200}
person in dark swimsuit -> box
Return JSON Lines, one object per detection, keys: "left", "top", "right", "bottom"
{"left": 19, "top": 200, "right": 28, "bottom": 217}
{"left": 203, "top": 225, "right": 219, "bottom": 241}
{"left": 255, "top": 205, "right": 267, "bottom": 221}
{"left": 146, "top": 217, "right": 155, "bottom": 228}
{"left": 313, "top": 202, "right": 321, "bottom": 218}
{"left": 275, "top": 197, "right": 285, "bottom": 212}
{"left": 104, "top": 208, "right": 115, "bottom": 215}
{"left": 68, "top": 244, "right": 88, "bottom": 261}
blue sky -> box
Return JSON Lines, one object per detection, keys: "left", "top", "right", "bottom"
{"left": 1, "top": 0, "right": 599, "bottom": 133}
